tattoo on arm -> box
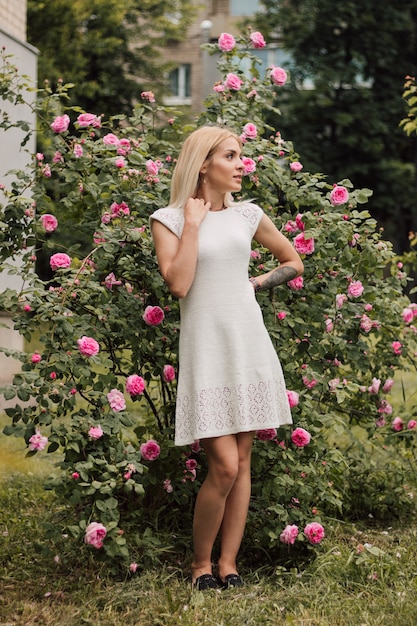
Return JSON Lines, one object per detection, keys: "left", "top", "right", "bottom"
{"left": 260, "top": 266, "right": 298, "bottom": 290}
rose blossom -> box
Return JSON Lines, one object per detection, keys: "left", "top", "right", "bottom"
{"left": 368, "top": 378, "right": 381, "bottom": 394}
{"left": 39, "top": 213, "right": 58, "bottom": 233}
{"left": 378, "top": 400, "right": 393, "bottom": 415}
{"left": 392, "top": 416, "right": 404, "bottom": 431}
{"left": 256, "top": 428, "right": 277, "bottom": 441}
{"left": 294, "top": 233, "right": 315, "bottom": 255}
{"left": 402, "top": 307, "right": 414, "bottom": 323}
{"left": 336, "top": 293, "right": 347, "bottom": 308}
{"left": 218, "top": 32, "right": 236, "bottom": 52}
{"left": 50, "top": 114, "right": 70, "bottom": 133}
{"left": 163, "top": 364, "right": 176, "bottom": 382}
{"left": 146, "top": 159, "right": 160, "bottom": 176}
{"left": 28, "top": 429, "right": 48, "bottom": 451}
{"left": 77, "top": 112, "right": 101, "bottom": 128}
{"left": 287, "top": 276, "right": 303, "bottom": 290}
{"left": 270, "top": 66, "right": 287, "bottom": 86}
{"left": 103, "top": 133, "right": 120, "bottom": 147}
{"left": 129, "top": 562, "right": 138, "bottom": 573}
{"left": 347, "top": 280, "right": 364, "bottom": 298}
{"left": 330, "top": 185, "right": 349, "bottom": 206}
{"left": 360, "top": 314, "right": 373, "bottom": 333}
{"left": 49, "top": 252, "right": 71, "bottom": 271}
{"left": 392, "top": 341, "right": 402, "bottom": 355}
{"left": 304, "top": 522, "right": 325, "bottom": 544}
{"left": 280, "top": 524, "right": 299, "bottom": 545}
{"left": 77, "top": 336, "right": 100, "bottom": 357}
{"left": 382, "top": 378, "right": 394, "bottom": 393}
{"left": 126, "top": 374, "right": 145, "bottom": 396}
{"left": 242, "top": 122, "right": 257, "bottom": 139}
{"left": 84, "top": 522, "right": 107, "bottom": 549}
{"left": 291, "top": 427, "right": 311, "bottom": 447}
{"left": 277, "top": 311, "right": 287, "bottom": 320}
{"left": 407, "top": 420, "right": 417, "bottom": 430}
{"left": 31, "top": 353, "right": 41, "bottom": 363}
{"left": 290, "top": 161, "right": 303, "bottom": 172}
{"left": 163, "top": 478, "right": 173, "bottom": 493}
{"left": 241, "top": 157, "right": 256, "bottom": 174}
{"left": 141, "top": 91, "right": 155, "bottom": 103}
{"left": 115, "top": 156, "right": 126, "bottom": 168}
{"left": 104, "top": 272, "right": 122, "bottom": 289}
{"left": 143, "top": 305, "right": 165, "bottom": 325}
{"left": 250, "top": 31, "right": 266, "bottom": 49}
{"left": 140, "top": 439, "right": 161, "bottom": 461}
{"left": 224, "top": 73, "right": 243, "bottom": 90}
{"left": 286, "top": 390, "right": 299, "bottom": 409}
{"left": 107, "top": 389, "right": 126, "bottom": 412}
{"left": 88, "top": 425, "right": 103, "bottom": 440}
{"left": 72, "top": 472, "right": 80, "bottom": 479}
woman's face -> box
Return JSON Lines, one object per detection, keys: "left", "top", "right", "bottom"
{"left": 202, "top": 137, "right": 244, "bottom": 194}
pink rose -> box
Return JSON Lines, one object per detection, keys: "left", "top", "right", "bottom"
{"left": 103, "top": 133, "right": 120, "bottom": 147}
{"left": 256, "top": 428, "right": 277, "bottom": 441}
{"left": 336, "top": 293, "right": 347, "bottom": 308}
{"left": 291, "top": 427, "right": 311, "bottom": 447}
{"left": 146, "top": 159, "right": 160, "bottom": 176}
{"left": 250, "top": 31, "right": 266, "bottom": 49}
{"left": 77, "top": 112, "right": 101, "bottom": 128}
{"left": 270, "top": 67, "right": 287, "bottom": 86}
{"left": 224, "top": 73, "right": 243, "bottom": 90}
{"left": 294, "top": 232, "right": 315, "bottom": 255}
{"left": 330, "top": 185, "right": 349, "bottom": 206}
{"left": 402, "top": 307, "right": 414, "bottom": 323}
{"left": 304, "top": 522, "right": 325, "bottom": 544}
{"left": 126, "top": 374, "right": 145, "bottom": 396}
{"left": 50, "top": 114, "right": 70, "bottom": 133}
{"left": 141, "top": 91, "right": 155, "bottom": 103}
{"left": 280, "top": 524, "right": 299, "bottom": 545}
{"left": 88, "top": 425, "right": 103, "bottom": 440}
{"left": 360, "top": 314, "right": 373, "bottom": 333}
{"left": 163, "top": 364, "right": 176, "bottom": 383}
{"left": 107, "top": 389, "right": 126, "bottom": 412}
{"left": 287, "top": 276, "right": 304, "bottom": 290}
{"left": 115, "top": 156, "right": 126, "bottom": 168}
{"left": 73, "top": 144, "right": 83, "bottom": 158}
{"left": 163, "top": 478, "right": 173, "bottom": 493}
{"left": 368, "top": 378, "right": 381, "bottom": 394}
{"left": 241, "top": 157, "right": 256, "bottom": 175}
{"left": 186, "top": 458, "right": 197, "bottom": 471}
{"left": 407, "top": 420, "right": 417, "bottom": 430}
{"left": 392, "top": 416, "right": 404, "bottom": 432}
{"left": 140, "top": 439, "right": 161, "bottom": 461}
{"left": 84, "top": 522, "right": 107, "bottom": 549}
{"left": 50, "top": 252, "right": 71, "bottom": 271}
{"left": 129, "top": 562, "right": 138, "bottom": 573}
{"left": 39, "top": 213, "right": 58, "bottom": 233}
{"left": 290, "top": 161, "right": 303, "bottom": 172}
{"left": 382, "top": 378, "right": 394, "bottom": 393}
{"left": 72, "top": 472, "right": 80, "bottom": 479}
{"left": 77, "top": 336, "right": 100, "bottom": 357}
{"left": 218, "top": 32, "right": 236, "bottom": 52}
{"left": 31, "top": 353, "right": 41, "bottom": 363}
{"left": 277, "top": 311, "right": 287, "bottom": 320}
{"left": 347, "top": 280, "right": 364, "bottom": 298}
{"left": 392, "top": 341, "right": 402, "bottom": 355}
{"left": 143, "top": 305, "right": 165, "bottom": 325}
{"left": 28, "top": 429, "right": 48, "bottom": 451}
{"left": 242, "top": 123, "right": 257, "bottom": 139}
{"left": 104, "top": 272, "right": 122, "bottom": 289}
{"left": 286, "top": 390, "right": 299, "bottom": 409}
{"left": 378, "top": 400, "right": 393, "bottom": 415}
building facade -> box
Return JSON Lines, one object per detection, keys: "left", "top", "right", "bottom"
{"left": 0, "top": 0, "right": 38, "bottom": 384}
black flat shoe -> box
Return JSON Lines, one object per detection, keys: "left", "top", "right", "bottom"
{"left": 193, "top": 574, "right": 222, "bottom": 591}
{"left": 221, "top": 574, "right": 244, "bottom": 589}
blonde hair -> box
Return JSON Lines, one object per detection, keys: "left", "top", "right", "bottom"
{"left": 169, "top": 125, "right": 242, "bottom": 209}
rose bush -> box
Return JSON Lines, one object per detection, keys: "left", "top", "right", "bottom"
{"left": 1, "top": 36, "right": 416, "bottom": 574}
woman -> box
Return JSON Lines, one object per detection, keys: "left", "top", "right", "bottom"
{"left": 150, "top": 125, "right": 303, "bottom": 590}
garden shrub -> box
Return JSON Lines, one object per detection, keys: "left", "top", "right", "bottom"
{"left": 1, "top": 34, "right": 416, "bottom": 575}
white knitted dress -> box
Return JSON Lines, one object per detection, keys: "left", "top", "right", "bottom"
{"left": 150, "top": 202, "right": 292, "bottom": 446}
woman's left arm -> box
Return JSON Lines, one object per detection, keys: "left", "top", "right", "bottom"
{"left": 252, "top": 214, "right": 304, "bottom": 290}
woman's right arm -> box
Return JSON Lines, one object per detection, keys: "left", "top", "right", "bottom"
{"left": 151, "top": 198, "right": 210, "bottom": 298}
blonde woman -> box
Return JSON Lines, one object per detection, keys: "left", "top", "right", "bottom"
{"left": 150, "top": 126, "right": 303, "bottom": 590}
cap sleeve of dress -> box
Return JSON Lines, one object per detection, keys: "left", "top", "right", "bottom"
{"left": 149, "top": 207, "right": 185, "bottom": 239}
{"left": 233, "top": 202, "right": 264, "bottom": 237}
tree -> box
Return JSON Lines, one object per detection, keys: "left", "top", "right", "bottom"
{"left": 27, "top": 0, "right": 198, "bottom": 119}
{"left": 253, "top": 0, "right": 417, "bottom": 252}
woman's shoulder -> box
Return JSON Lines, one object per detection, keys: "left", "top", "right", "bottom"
{"left": 149, "top": 206, "right": 184, "bottom": 237}
{"left": 232, "top": 201, "right": 264, "bottom": 227}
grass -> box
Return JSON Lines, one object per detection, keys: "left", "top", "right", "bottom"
{"left": 1, "top": 453, "right": 417, "bottom": 625}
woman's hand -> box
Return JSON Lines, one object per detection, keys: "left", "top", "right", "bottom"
{"left": 184, "top": 197, "right": 211, "bottom": 227}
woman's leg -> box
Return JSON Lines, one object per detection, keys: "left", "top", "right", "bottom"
{"left": 191, "top": 434, "right": 240, "bottom": 582}
{"left": 217, "top": 431, "right": 255, "bottom": 582}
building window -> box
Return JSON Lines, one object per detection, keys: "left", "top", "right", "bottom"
{"left": 230, "top": 0, "right": 260, "bottom": 16}
{"left": 165, "top": 64, "right": 191, "bottom": 105}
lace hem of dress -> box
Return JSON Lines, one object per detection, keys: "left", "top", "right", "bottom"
{"left": 175, "top": 379, "right": 292, "bottom": 444}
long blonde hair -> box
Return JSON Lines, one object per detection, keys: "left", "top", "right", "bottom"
{"left": 169, "top": 125, "right": 242, "bottom": 209}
